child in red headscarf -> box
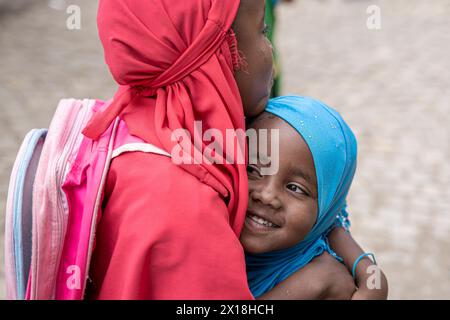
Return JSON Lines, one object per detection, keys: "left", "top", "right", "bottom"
{"left": 84, "top": 0, "right": 274, "bottom": 299}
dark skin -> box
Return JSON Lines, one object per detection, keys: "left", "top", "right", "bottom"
{"left": 232, "top": 0, "right": 275, "bottom": 119}
{"left": 241, "top": 113, "right": 355, "bottom": 299}
{"left": 232, "top": 1, "right": 387, "bottom": 299}
{"left": 241, "top": 113, "right": 387, "bottom": 299}
{"left": 242, "top": 114, "right": 319, "bottom": 254}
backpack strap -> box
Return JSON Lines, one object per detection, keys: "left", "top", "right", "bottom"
{"left": 55, "top": 113, "right": 171, "bottom": 300}
{"left": 111, "top": 118, "right": 172, "bottom": 159}
{"left": 112, "top": 142, "right": 171, "bottom": 159}
{"left": 5, "top": 129, "right": 47, "bottom": 300}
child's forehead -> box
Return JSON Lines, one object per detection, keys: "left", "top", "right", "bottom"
{"left": 249, "top": 112, "right": 311, "bottom": 154}
{"left": 249, "top": 111, "right": 280, "bottom": 128}
{"left": 250, "top": 111, "right": 315, "bottom": 157}
{"left": 249, "top": 112, "right": 307, "bottom": 142}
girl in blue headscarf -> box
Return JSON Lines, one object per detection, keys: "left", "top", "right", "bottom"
{"left": 242, "top": 96, "right": 388, "bottom": 299}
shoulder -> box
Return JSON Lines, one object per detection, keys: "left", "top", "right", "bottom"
{"left": 110, "top": 151, "right": 193, "bottom": 182}
{"left": 104, "top": 151, "right": 229, "bottom": 227}
{"left": 108, "top": 151, "right": 216, "bottom": 197}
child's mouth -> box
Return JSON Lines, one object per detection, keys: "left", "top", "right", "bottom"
{"left": 245, "top": 211, "right": 281, "bottom": 232}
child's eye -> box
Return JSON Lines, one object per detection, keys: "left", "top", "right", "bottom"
{"left": 286, "top": 183, "right": 306, "bottom": 195}
{"left": 247, "top": 165, "right": 262, "bottom": 179}
{"left": 262, "top": 24, "right": 271, "bottom": 37}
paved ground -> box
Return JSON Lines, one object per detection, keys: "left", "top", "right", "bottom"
{"left": 1, "top": 0, "right": 449, "bottom": 299}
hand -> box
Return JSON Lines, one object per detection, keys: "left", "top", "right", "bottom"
{"left": 297, "top": 252, "right": 356, "bottom": 300}
{"left": 257, "top": 252, "right": 356, "bottom": 300}
{"left": 318, "top": 253, "right": 356, "bottom": 300}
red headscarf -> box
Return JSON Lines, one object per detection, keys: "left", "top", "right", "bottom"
{"left": 82, "top": 0, "right": 248, "bottom": 235}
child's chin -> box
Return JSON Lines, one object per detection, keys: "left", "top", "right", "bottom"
{"left": 241, "top": 235, "right": 270, "bottom": 254}
{"left": 244, "top": 246, "right": 268, "bottom": 255}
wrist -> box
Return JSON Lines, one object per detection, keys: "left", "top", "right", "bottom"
{"left": 352, "top": 253, "right": 377, "bottom": 280}
{"left": 353, "top": 270, "right": 389, "bottom": 300}
{"left": 354, "top": 259, "right": 388, "bottom": 299}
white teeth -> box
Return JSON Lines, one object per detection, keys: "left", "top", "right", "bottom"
{"left": 249, "top": 215, "right": 277, "bottom": 228}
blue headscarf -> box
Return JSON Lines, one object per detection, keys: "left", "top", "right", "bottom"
{"left": 245, "top": 96, "right": 358, "bottom": 298}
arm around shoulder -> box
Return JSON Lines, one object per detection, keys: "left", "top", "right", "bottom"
{"left": 257, "top": 252, "right": 356, "bottom": 300}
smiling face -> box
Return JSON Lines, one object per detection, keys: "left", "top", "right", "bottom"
{"left": 240, "top": 113, "right": 319, "bottom": 254}
{"left": 233, "top": 0, "right": 275, "bottom": 119}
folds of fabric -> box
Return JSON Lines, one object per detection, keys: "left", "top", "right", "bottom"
{"left": 86, "top": 152, "right": 253, "bottom": 300}
{"left": 82, "top": 0, "right": 248, "bottom": 234}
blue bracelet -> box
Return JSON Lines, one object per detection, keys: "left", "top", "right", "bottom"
{"left": 352, "top": 253, "right": 377, "bottom": 279}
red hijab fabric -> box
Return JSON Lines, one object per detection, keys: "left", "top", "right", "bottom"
{"left": 83, "top": 0, "right": 248, "bottom": 234}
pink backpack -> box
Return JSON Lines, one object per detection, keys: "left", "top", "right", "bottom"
{"left": 4, "top": 98, "right": 170, "bottom": 300}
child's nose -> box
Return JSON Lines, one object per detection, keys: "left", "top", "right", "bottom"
{"left": 252, "top": 185, "right": 282, "bottom": 210}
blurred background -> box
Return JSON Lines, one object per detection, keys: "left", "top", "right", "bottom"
{"left": 0, "top": 0, "right": 449, "bottom": 299}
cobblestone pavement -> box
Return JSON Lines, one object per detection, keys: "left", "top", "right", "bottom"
{"left": 1, "top": 0, "right": 449, "bottom": 299}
